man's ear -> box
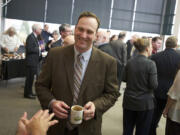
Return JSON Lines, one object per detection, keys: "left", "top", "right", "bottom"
{"left": 94, "top": 32, "right": 98, "bottom": 41}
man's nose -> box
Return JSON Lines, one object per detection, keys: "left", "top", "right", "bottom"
{"left": 80, "top": 32, "right": 87, "bottom": 38}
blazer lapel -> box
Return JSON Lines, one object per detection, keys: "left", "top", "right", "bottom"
{"left": 31, "top": 33, "right": 39, "bottom": 46}
{"left": 79, "top": 47, "right": 99, "bottom": 97}
{"left": 64, "top": 46, "right": 74, "bottom": 97}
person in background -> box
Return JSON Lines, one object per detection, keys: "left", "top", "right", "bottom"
{"left": 131, "top": 36, "right": 149, "bottom": 58}
{"left": 152, "top": 36, "right": 162, "bottom": 54}
{"left": 149, "top": 36, "right": 180, "bottom": 135}
{"left": 123, "top": 38, "right": 158, "bottom": 135}
{"left": 46, "top": 30, "right": 59, "bottom": 51}
{"left": 35, "top": 11, "right": 119, "bottom": 135}
{"left": 99, "top": 32, "right": 127, "bottom": 90}
{"left": 176, "top": 45, "right": 180, "bottom": 55}
{"left": 110, "top": 35, "right": 118, "bottom": 42}
{"left": 37, "top": 35, "right": 45, "bottom": 52}
{"left": 0, "top": 26, "right": 21, "bottom": 54}
{"left": 41, "top": 24, "right": 53, "bottom": 44}
{"left": 126, "top": 34, "right": 139, "bottom": 60}
{"left": 51, "top": 23, "right": 72, "bottom": 48}
{"left": 94, "top": 30, "right": 109, "bottom": 47}
{"left": 106, "top": 29, "right": 111, "bottom": 41}
{"left": 16, "top": 110, "right": 58, "bottom": 135}
{"left": 163, "top": 67, "right": 180, "bottom": 135}
{"left": 62, "top": 35, "right": 75, "bottom": 46}
{"left": 24, "top": 24, "right": 43, "bottom": 99}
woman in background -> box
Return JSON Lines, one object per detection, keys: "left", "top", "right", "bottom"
{"left": 110, "top": 34, "right": 118, "bottom": 42}
{"left": 0, "top": 27, "right": 21, "bottom": 54}
{"left": 123, "top": 38, "right": 158, "bottom": 135}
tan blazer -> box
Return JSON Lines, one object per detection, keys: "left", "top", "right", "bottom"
{"left": 35, "top": 45, "right": 120, "bottom": 135}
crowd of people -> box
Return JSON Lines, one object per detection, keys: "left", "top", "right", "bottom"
{"left": 1, "top": 11, "right": 180, "bottom": 135}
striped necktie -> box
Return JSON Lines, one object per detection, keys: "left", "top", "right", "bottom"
{"left": 66, "top": 54, "right": 83, "bottom": 130}
{"left": 73, "top": 54, "right": 83, "bottom": 104}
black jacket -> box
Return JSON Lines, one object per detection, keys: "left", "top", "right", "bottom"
{"left": 98, "top": 40, "right": 127, "bottom": 86}
{"left": 25, "top": 33, "right": 41, "bottom": 67}
{"left": 151, "top": 48, "right": 180, "bottom": 99}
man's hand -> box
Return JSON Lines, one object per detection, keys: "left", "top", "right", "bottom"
{"left": 83, "top": 101, "right": 95, "bottom": 121}
{"left": 51, "top": 100, "right": 70, "bottom": 119}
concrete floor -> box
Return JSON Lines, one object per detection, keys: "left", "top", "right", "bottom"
{"left": 0, "top": 78, "right": 165, "bottom": 135}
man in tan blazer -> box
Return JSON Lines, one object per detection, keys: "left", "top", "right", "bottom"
{"left": 35, "top": 11, "right": 120, "bottom": 135}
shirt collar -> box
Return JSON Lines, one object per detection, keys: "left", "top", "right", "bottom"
{"left": 74, "top": 46, "right": 92, "bottom": 62}
{"left": 33, "top": 32, "right": 37, "bottom": 38}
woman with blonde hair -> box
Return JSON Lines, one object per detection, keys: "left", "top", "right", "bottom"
{"left": 0, "top": 26, "right": 21, "bottom": 53}
{"left": 123, "top": 38, "right": 158, "bottom": 135}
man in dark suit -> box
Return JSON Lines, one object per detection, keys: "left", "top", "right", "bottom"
{"left": 41, "top": 24, "right": 53, "bottom": 44}
{"left": 35, "top": 12, "right": 120, "bottom": 135}
{"left": 149, "top": 36, "right": 180, "bottom": 135}
{"left": 51, "top": 23, "right": 72, "bottom": 48}
{"left": 24, "top": 24, "right": 42, "bottom": 99}
{"left": 98, "top": 32, "right": 127, "bottom": 89}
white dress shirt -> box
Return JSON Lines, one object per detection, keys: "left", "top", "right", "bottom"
{"left": 168, "top": 70, "right": 180, "bottom": 123}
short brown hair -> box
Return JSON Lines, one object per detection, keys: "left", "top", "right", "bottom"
{"left": 77, "top": 11, "right": 100, "bottom": 31}
{"left": 134, "top": 38, "right": 150, "bottom": 53}
{"left": 152, "top": 36, "right": 162, "bottom": 42}
{"left": 118, "top": 32, "right": 126, "bottom": 39}
{"left": 166, "top": 36, "right": 177, "bottom": 48}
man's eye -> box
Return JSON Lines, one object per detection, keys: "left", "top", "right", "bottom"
{"left": 87, "top": 31, "right": 93, "bottom": 34}
{"left": 78, "top": 28, "right": 83, "bottom": 32}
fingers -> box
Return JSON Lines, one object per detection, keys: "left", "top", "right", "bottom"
{"left": 33, "top": 110, "right": 43, "bottom": 119}
{"left": 49, "top": 120, "right": 59, "bottom": 127}
{"left": 84, "top": 116, "right": 92, "bottom": 121}
{"left": 84, "top": 110, "right": 95, "bottom": 120}
{"left": 84, "top": 102, "right": 92, "bottom": 109}
{"left": 22, "top": 112, "right": 27, "bottom": 119}
{"left": 52, "top": 101, "right": 70, "bottom": 119}
{"left": 84, "top": 109, "right": 94, "bottom": 116}
{"left": 61, "top": 102, "right": 70, "bottom": 110}
{"left": 47, "top": 113, "right": 55, "bottom": 121}
{"left": 21, "top": 117, "right": 29, "bottom": 125}
{"left": 83, "top": 102, "right": 95, "bottom": 121}
{"left": 53, "top": 109, "right": 68, "bottom": 119}
{"left": 41, "top": 110, "right": 49, "bottom": 119}
{"left": 56, "top": 106, "right": 69, "bottom": 114}
{"left": 53, "top": 101, "right": 69, "bottom": 114}
{"left": 44, "top": 112, "right": 59, "bottom": 127}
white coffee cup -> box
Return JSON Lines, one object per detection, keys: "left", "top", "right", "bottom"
{"left": 70, "top": 105, "right": 83, "bottom": 124}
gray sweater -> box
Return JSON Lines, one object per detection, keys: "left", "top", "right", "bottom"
{"left": 123, "top": 54, "right": 158, "bottom": 111}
